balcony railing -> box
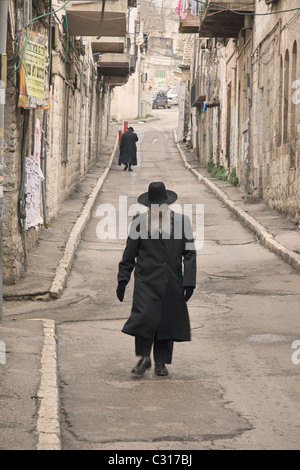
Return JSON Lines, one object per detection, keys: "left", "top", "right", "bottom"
{"left": 91, "top": 37, "right": 125, "bottom": 54}
{"left": 97, "top": 53, "right": 130, "bottom": 78}
{"left": 179, "top": 11, "right": 200, "bottom": 34}
{"left": 191, "top": 67, "right": 206, "bottom": 107}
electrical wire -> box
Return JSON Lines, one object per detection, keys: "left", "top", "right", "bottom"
{"left": 10, "top": 0, "right": 71, "bottom": 77}
{"left": 146, "top": 47, "right": 182, "bottom": 59}
{"left": 195, "top": 0, "right": 300, "bottom": 16}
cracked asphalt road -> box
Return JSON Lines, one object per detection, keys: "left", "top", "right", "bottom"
{"left": 6, "top": 109, "right": 300, "bottom": 450}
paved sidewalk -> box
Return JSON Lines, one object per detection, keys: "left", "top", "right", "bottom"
{"left": 3, "top": 124, "right": 120, "bottom": 300}
{"left": 176, "top": 138, "right": 300, "bottom": 274}
{"left": 0, "top": 319, "right": 44, "bottom": 450}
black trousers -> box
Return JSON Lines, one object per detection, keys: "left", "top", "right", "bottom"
{"left": 135, "top": 335, "right": 174, "bottom": 364}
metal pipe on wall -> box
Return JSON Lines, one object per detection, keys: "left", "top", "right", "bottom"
{"left": 40, "top": 0, "right": 52, "bottom": 227}
{"left": 41, "top": 109, "right": 49, "bottom": 226}
{"left": 88, "top": 65, "right": 95, "bottom": 160}
{"left": 0, "top": 0, "right": 9, "bottom": 320}
{"left": 19, "top": 109, "right": 30, "bottom": 273}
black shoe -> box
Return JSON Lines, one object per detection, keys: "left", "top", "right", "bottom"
{"left": 131, "top": 356, "right": 151, "bottom": 376}
{"left": 154, "top": 363, "right": 168, "bottom": 376}
{"left": 124, "top": 164, "right": 128, "bottom": 171}
{"left": 128, "top": 165, "right": 132, "bottom": 171}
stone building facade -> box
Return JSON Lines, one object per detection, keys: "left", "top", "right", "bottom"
{"left": 139, "top": 0, "right": 185, "bottom": 109}
{"left": 180, "top": 0, "right": 300, "bottom": 224}
{"left": 252, "top": 0, "right": 300, "bottom": 221}
{"left": 111, "top": 0, "right": 190, "bottom": 121}
{"left": 3, "top": 0, "right": 134, "bottom": 284}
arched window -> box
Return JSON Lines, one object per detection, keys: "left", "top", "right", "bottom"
{"left": 283, "top": 49, "right": 289, "bottom": 143}
{"left": 277, "top": 55, "right": 283, "bottom": 147}
{"left": 290, "top": 41, "right": 297, "bottom": 167}
{"left": 291, "top": 42, "right": 297, "bottom": 136}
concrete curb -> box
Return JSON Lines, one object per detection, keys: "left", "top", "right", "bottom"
{"left": 174, "top": 131, "right": 300, "bottom": 274}
{"left": 49, "top": 134, "right": 119, "bottom": 299}
{"left": 36, "top": 319, "right": 61, "bottom": 450}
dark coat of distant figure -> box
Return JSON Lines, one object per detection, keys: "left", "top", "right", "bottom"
{"left": 118, "top": 128, "right": 138, "bottom": 166}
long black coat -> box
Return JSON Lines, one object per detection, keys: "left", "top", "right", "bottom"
{"left": 118, "top": 211, "right": 196, "bottom": 342}
{"left": 118, "top": 130, "right": 138, "bottom": 165}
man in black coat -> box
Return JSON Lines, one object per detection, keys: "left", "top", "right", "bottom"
{"left": 117, "top": 182, "right": 196, "bottom": 377}
{"left": 118, "top": 127, "right": 138, "bottom": 171}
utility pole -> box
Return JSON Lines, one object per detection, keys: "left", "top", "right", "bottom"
{"left": 0, "top": 0, "right": 8, "bottom": 320}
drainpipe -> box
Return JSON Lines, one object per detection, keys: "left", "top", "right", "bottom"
{"left": 19, "top": 109, "right": 30, "bottom": 274}
{"left": 78, "top": 55, "right": 85, "bottom": 145}
{"left": 0, "top": 0, "right": 8, "bottom": 320}
{"left": 40, "top": 109, "right": 49, "bottom": 226}
{"left": 137, "top": 44, "right": 142, "bottom": 118}
{"left": 88, "top": 65, "right": 95, "bottom": 160}
{"left": 245, "top": 19, "right": 254, "bottom": 195}
{"left": 95, "top": 76, "right": 101, "bottom": 161}
{"left": 40, "top": 0, "right": 52, "bottom": 227}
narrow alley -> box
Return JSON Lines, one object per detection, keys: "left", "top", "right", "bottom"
{"left": 1, "top": 109, "right": 300, "bottom": 451}
{"left": 1, "top": 0, "right": 300, "bottom": 457}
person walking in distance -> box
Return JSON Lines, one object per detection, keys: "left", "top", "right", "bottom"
{"left": 116, "top": 182, "right": 196, "bottom": 377}
{"left": 118, "top": 126, "right": 138, "bottom": 171}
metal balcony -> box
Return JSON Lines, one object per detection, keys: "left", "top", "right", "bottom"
{"left": 66, "top": 0, "right": 127, "bottom": 37}
{"left": 179, "top": 12, "right": 200, "bottom": 34}
{"left": 199, "top": 1, "right": 255, "bottom": 38}
{"left": 91, "top": 37, "right": 125, "bottom": 54}
{"left": 191, "top": 73, "right": 206, "bottom": 107}
{"left": 97, "top": 52, "right": 130, "bottom": 77}
{"left": 103, "top": 76, "right": 129, "bottom": 86}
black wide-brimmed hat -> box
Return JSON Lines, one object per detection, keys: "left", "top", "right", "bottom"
{"left": 138, "top": 182, "right": 178, "bottom": 207}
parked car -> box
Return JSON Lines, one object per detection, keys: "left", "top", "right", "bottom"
{"left": 166, "top": 87, "right": 178, "bottom": 106}
{"left": 152, "top": 91, "right": 169, "bottom": 109}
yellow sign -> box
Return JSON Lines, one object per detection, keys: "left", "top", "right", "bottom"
{"left": 18, "top": 30, "right": 50, "bottom": 109}
{"left": 25, "top": 39, "right": 46, "bottom": 99}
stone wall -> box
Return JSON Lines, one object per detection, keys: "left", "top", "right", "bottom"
{"left": 3, "top": 2, "right": 110, "bottom": 284}
{"left": 189, "top": 0, "right": 300, "bottom": 223}
{"left": 251, "top": 0, "right": 300, "bottom": 223}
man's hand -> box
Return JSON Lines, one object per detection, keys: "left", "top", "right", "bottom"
{"left": 116, "top": 282, "right": 127, "bottom": 302}
{"left": 183, "top": 286, "right": 194, "bottom": 302}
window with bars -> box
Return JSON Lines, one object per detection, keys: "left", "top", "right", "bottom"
{"left": 155, "top": 70, "right": 166, "bottom": 78}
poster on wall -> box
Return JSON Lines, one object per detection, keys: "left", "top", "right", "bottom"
{"left": 33, "top": 118, "right": 41, "bottom": 164}
{"left": 18, "top": 30, "right": 50, "bottom": 109}
{"left": 25, "top": 157, "right": 45, "bottom": 230}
